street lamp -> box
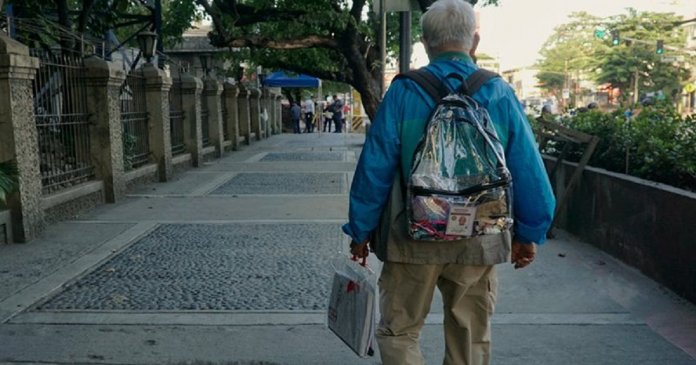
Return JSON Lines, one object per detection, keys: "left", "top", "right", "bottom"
{"left": 137, "top": 30, "right": 157, "bottom": 64}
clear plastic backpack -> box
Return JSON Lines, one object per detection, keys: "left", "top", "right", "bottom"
{"left": 396, "top": 69, "right": 514, "bottom": 241}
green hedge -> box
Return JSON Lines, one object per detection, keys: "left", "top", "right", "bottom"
{"left": 530, "top": 103, "right": 696, "bottom": 192}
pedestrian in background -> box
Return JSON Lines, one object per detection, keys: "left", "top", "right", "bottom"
{"left": 343, "top": 0, "right": 555, "bottom": 364}
{"left": 323, "top": 95, "right": 333, "bottom": 132}
{"left": 290, "top": 101, "right": 301, "bottom": 134}
{"left": 304, "top": 96, "right": 315, "bottom": 133}
{"left": 331, "top": 94, "right": 344, "bottom": 133}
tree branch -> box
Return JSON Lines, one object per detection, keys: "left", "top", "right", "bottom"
{"left": 225, "top": 35, "right": 338, "bottom": 50}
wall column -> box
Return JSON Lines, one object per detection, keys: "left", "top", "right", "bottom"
{"left": 222, "top": 82, "right": 240, "bottom": 150}
{"left": 276, "top": 94, "right": 283, "bottom": 134}
{"left": 180, "top": 74, "right": 203, "bottom": 167}
{"left": 249, "top": 88, "right": 262, "bottom": 140}
{"left": 204, "top": 77, "right": 224, "bottom": 158}
{"left": 237, "top": 85, "right": 251, "bottom": 145}
{"left": 142, "top": 63, "right": 173, "bottom": 181}
{"left": 0, "top": 35, "right": 43, "bottom": 242}
{"left": 83, "top": 57, "right": 127, "bottom": 203}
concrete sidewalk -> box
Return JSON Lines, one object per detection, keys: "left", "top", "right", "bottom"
{"left": 1, "top": 132, "right": 695, "bottom": 365}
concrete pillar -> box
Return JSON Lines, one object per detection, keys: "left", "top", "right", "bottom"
{"left": 180, "top": 74, "right": 203, "bottom": 167}
{"left": 83, "top": 56, "right": 127, "bottom": 204}
{"left": 204, "top": 77, "right": 224, "bottom": 158}
{"left": 222, "top": 82, "right": 240, "bottom": 150}
{"left": 142, "top": 63, "right": 173, "bottom": 181}
{"left": 276, "top": 94, "right": 283, "bottom": 134}
{"left": 249, "top": 88, "right": 262, "bottom": 140}
{"left": 261, "top": 88, "right": 272, "bottom": 137}
{"left": 0, "top": 35, "right": 43, "bottom": 242}
{"left": 268, "top": 92, "right": 276, "bottom": 135}
{"left": 237, "top": 85, "right": 251, "bottom": 145}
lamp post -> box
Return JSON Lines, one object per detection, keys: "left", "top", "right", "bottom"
{"left": 137, "top": 30, "right": 157, "bottom": 64}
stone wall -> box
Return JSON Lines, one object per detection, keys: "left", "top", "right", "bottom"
{"left": 546, "top": 157, "right": 696, "bottom": 304}
{"left": 0, "top": 34, "right": 278, "bottom": 243}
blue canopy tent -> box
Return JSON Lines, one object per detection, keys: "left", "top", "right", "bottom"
{"left": 262, "top": 71, "right": 321, "bottom": 88}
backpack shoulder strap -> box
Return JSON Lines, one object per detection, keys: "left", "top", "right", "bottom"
{"left": 393, "top": 68, "right": 449, "bottom": 103}
{"left": 463, "top": 68, "right": 500, "bottom": 96}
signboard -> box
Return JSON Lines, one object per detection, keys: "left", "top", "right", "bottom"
{"left": 373, "top": 0, "right": 419, "bottom": 14}
{"left": 562, "top": 89, "right": 570, "bottom": 99}
{"left": 684, "top": 83, "right": 695, "bottom": 93}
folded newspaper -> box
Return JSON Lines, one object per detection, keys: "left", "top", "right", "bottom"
{"left": 327, "top": 257, "right": 376, "bottom": 357}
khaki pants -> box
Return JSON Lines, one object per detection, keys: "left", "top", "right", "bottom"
{"left": 376, "top": 262, "right": 497, "bottom": 365}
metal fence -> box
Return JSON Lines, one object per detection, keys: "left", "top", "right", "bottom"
{"left": 200, "top": 96, "right": 211, "bottom": 147}
{"left": 120, "top": 70, "right": 150, "bottom": 169}
{"left": 32, "top": 49, "right": 95, "bottom": 195}
{"left": 169, "top": 74, "right": 186, "bottom": 155}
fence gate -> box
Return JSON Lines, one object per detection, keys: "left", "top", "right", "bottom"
{"left": 32, "top": 49, "right": 95, "bottom": 195}
{"left": 120, "top": 70, "right": 150, "bottom": 170}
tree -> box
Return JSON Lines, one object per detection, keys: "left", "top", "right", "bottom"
{"left": 6, "top": 0, "right": 201, "bottom": 51}
{"left": 595, "top": 9, "right": 691, "bottom": 103}
{"left": 195, "top": 0, "right": 498, "bottom": 120}
{"left": 536, "top": 9, "right": 692, "bottom": 107}
{"left": 536, "top": 12, "right": 606, "bottom": 109}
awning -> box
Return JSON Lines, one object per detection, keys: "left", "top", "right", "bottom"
{"left": 262, "top": 71, "right": 321, "bottom": 88}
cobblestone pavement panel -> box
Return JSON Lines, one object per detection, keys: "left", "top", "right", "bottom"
{"left": 260, "top": 152, "right": 344, "bottom": 162}
{"left": 211, "top": 173, "right": 346, "bottom": 195}
{"left": 36, "top": 223, "right": 342, "bottom": 311}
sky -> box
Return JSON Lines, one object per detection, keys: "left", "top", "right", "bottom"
{"left": 416, "top": 0, "right": 696, "bottom": 71}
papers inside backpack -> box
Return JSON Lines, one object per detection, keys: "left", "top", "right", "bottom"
{"left": 407, "top": 98, "right": 514, "bottom": 241}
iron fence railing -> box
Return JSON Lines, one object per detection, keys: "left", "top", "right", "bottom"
{"left": 200, "top": 97, "right": 211, "bottom": 147}
{"left": 120, "top": 70, "right": 150, "bottom": 169}
{"left": 32, "top": 49, "right": 95, "bottom": 195}
{"left": 169, "top": 75, "right": 186, "bottom": 155}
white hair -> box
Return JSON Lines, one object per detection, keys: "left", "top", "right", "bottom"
{"left": 421, "top": 0, "right": 477, "bottom": 52}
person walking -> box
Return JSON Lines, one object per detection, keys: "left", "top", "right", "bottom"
{"left": 290, "top": 101, "right": 301, "bottom": 134}
{"left": 323, "top": 95, "right": 333, "bottom": 132}
{"left": 343, "top": 1, "right": 556, "bottom": 364}
{"left": 304, "top": 96, "right": 315, "bottom": 133}
{"left": 331, "top": 94, "right": 344, "bottom": 133}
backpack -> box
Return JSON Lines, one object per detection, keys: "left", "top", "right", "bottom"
{"left": 394, "top": 68, "right": 513, "bottom": 241}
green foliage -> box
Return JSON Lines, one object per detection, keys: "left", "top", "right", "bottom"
{"left": 7, "top": 0, "right": 200, "bottom": 51}
{"left": 542, "top": 104, "right": 696, "bottom": 191}
{"left": 0, "top": 161, "right": 19, "bottom": 206}
{"left": 122, "top": 133, "right": 137, "bottom": 171}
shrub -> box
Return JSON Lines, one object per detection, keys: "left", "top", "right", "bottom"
{"left": 539, "top": 103, "right": 695, "bottom": 191}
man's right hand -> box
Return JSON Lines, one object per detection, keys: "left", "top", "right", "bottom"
{"left": 350, "top": 239, "right": 370, "bottom": 258}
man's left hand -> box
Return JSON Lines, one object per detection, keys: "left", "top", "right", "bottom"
{"left": 511, "top": 240, "right": 536, "bottom": 269}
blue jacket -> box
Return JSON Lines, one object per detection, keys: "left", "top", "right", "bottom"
{"left": 343, "top": 52, "right": 555, "bottom": 245}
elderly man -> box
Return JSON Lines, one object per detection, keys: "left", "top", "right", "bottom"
{"left": 342, "top": 0, "right": 555, "bottom": 364}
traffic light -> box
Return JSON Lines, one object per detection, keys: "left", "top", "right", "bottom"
{"left": 656, "top": 40, "right": 664, "bottom": 54}
{"left": 611, "top": 30, "right": 620, "bottom": 46}
{"left": 594, "top": 27, "right": 607, "bottom": 40}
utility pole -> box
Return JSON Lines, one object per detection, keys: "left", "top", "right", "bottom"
{"left": 379, "top": 0, "right": 387, "bottom": 96}
{"left": 633, "top": 69, "right": 640, "bottom": 105}
{"left": 399, "top": 11, "right": 411, "bottom": 74}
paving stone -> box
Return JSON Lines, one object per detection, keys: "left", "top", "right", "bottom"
{"left": 260, "top": 152, "right": 344, "bottom": 162}
{"left": 36, "top": 223, "right": 343, "bottom": 311}
{"left": 211, "top": 173, "right": 345, "bottom": 195}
